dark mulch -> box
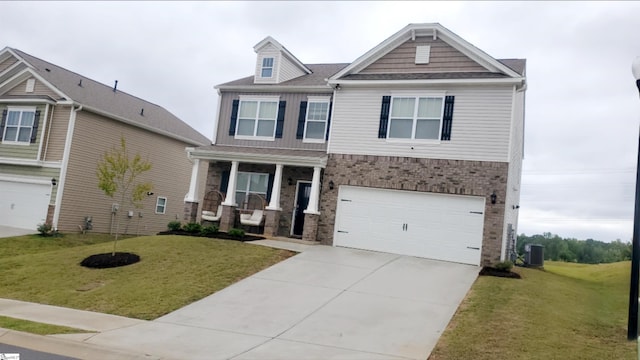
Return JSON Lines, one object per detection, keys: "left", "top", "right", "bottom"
{"left": 157, "top": 230, "right": 265, "bottom": 242}
{"left": 479, "top": 266, "right": 522, "bottom": 279}
{"left": 80, "top": 252, "right": 141, "bottom": 269}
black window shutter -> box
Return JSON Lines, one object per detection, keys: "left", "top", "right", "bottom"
{"left": 0, "top": 109, "right": 7, "bottom": 137}
{"left": 378, "top": 96, "right": 391, "bottom": 138}
{"left": 229, "top": 100, "right": 239, "bottom": 136}
{"left": 441, "top": 96, "right": 455, "bottom": 141}
{"left": 220, "top": 170, "right": 230, "bottom": 194}
{"left": 296, "top": 101, "right": 307, "bottom": 139}
{"left": 266, "top": 173, "right": 274, "bottom": 202}
{"left": 325, "top": 101, "right": 333, "bottom": 141}
{"left": 30, "top": 110, "right": 41, "bottom": 143}
{"left": 275, "top": 101, "right": 286, "bottom": 138}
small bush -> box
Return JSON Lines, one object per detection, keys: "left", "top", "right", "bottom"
{"left": 494, "top": 260, "right": 514, "bottom": 272}
{"left": 37, "top": 223, "right": 56, "bottom": 237}
{"left": 183, "top": 222, "right": 202, "bottom": 234}
{"left": 201, "top": 225, "right": 219, "bottom": 236}
{"left": 228, "top": 228, "right": 245, "bottom": 238}
{"left": 167, "top": 221, "right": 182, "bottom": 231}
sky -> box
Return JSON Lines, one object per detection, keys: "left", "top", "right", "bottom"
{"left": 1, "top": 1, "right": 639, "bottom": 243}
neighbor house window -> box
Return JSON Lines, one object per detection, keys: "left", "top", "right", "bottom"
{"left": 236, "top": 98, "right": 279, "bottom": 139}
{"left": 2, "top": 107, "right": 36, "bottom": 143}
{"left": 155, "top": 197, "right": 167, "bottom": 214}
{"left": 261, "top": 57, "right": 274, "bottom": 78}
{"left": 236, "top": 172, "right": 268, "bottom": 209}
{"left": 388, "top": 96, "right": 444, "bottom": 140}
{"left": 304, "top": 99, "right": 330, "bottom": 142}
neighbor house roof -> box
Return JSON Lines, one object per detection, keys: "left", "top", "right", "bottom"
{"left": 6, "top": 48, "right": 210, "bottom": 146}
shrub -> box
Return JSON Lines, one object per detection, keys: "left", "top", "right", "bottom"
{"left": 201, "top": 225, "right": 219, "bottom": 236}
{"left": 37, "top": 223, "right": 54, "bottom": 237}
{"left": 228, "top": 228, "right": 245, "bottom": 238}
{"left": 167, "top": 221, "right": 182, "bottom": 231}
{"left": 494, "top": 260, "right": 514, "bottom": 272}
{"left": 183, "top": 222, "right": 202, "bottom": 234}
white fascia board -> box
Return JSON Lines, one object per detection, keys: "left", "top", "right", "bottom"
{"left": 0, "top": 68, "right": 69, "bottom": 100}
{"left": 0, "top": 173, "right": 54, "bottom": 185}
{"left": 0, "top": 98, "right": 57, "bottom": 105}
{"left": 0, "top": 158, "right": 62, "bottom": 167}
{"left": 189, "top": 149, "right": 327, "bottom": 168}
{"left": 254, "top": 36, "right": 311, "bottom": 75}
{"left": 216, "top": 85, "right": 332, "bottom": 93}
{"left": 328, "top": 77, "right": 525, "bottom": 87}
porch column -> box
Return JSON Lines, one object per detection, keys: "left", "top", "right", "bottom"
{"left": 304, "top": 166, "right": 321, "bottom": 215}
{"left": 184, "top": 158, "right": 201, "bottom": 202}
{"left": 266, "top": 164, "right": 283, "bottom": 210}
{"left": 222, "top": 161, "right": 239, "bottom": 206}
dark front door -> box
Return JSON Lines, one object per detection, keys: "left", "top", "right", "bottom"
{"left": 293, "top": 182, "right": 312, "bottom": 236}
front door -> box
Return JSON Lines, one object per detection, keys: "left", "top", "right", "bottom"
{"left": 292, "top": 181, "right": 312, "bottom": 236}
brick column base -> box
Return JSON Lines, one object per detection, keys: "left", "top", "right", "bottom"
{"left": 302, "top": 213, "right": 319, "bottom": 242}
{"left": 264, "top": 209, "right": 281, "bottom": 237}
{"left": 219, "top": 205, "right": 236, "bottom": 232}
{"left": 46, "top": 204, "right": 55, "bottom": 225}
{"left": 183, "top": 201, "right": 199, "bottom": 223}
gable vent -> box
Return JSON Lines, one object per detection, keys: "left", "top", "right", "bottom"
{"left": 415, "top": 45, "right": 431, "bottom": 64}
{"left": 25, "top": 78, "right": 35, "bottom": 93}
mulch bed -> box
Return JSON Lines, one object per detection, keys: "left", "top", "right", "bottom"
{"left": 157, "top": 230, "right": 265, "bottom": 242}
{"left": 80, "top": 252, "right": 140, "bottom": 269}
{"left": 479, "top": 266, "right": 522, "bottom": 279}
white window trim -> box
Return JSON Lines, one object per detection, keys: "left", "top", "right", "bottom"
{"left": 386, "top": 95, "right": 445, "bottom": 141}
{"left": 235, "top": 96, "right": 280, "bottom": 140}
{"left": 303, "top": 97, "right": 331, "bottom": 144}
{"left": 236, "top": 171, "right": 269, "bottom": 209}
{"left": 155, "top": 196, "right": 167, "bottom": 214}
{"left": 261, "top": 57, "right": 274, "bottom": 78}
{"left": 2, "top": 106, "right": 36, "bottom": 145}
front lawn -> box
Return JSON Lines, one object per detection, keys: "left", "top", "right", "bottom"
{"left": 429, "top": 261, "right": 636, "bottom": 359}
{"left": 0, "top": 234, "right": 294, "bottom": 320}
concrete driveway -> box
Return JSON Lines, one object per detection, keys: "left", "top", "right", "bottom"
{"left": 85, "top": 244, "right": 479, "bottom": 360}
{"left": 0, "top": 225, "right": 35, "bottom": 238}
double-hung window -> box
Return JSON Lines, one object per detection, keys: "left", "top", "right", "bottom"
{"left": 236, "top": 97, "right": 279, "bottom": 139}
{"left": 304, "top": 98, "right": 330, "bottom": 142}
{"left": 236, "top": 172, "right": 269, "bottom": 209}
{"left": 3, "top": 107, "right": 36, "bottom": 143}
{"left": 155, "top": 197, "right": 167, "bottom": 214}
{"left": 388, "top": 96, "right": 444, "bottom": 140}
{"left": 261, "top": 57, "right": 274, "bottom": 78}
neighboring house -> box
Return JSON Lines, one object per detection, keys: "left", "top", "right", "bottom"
{"left": 0, "top": 47, "right": 210, "bottom": 234}
{"left": 184, "top": 23, "right": 526, "bottom": 266}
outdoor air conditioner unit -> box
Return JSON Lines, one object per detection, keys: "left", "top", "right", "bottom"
{"left": 524, "top": 244, "right": 544, "bottom": 267}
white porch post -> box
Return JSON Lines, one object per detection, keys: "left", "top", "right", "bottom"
{"left": 266, "top": 163, "right": 283, "bottom": 210}
{"left": 304, "top": 166, "right": 322, "bottom": 215}
{"left": 222, "top": 161, "right": 239, "bottom": 206}
{"left": 184, "top": 158, "right": 201, "bottom": 202}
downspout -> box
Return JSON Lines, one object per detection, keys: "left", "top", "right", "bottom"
{"left": 52, "top": 103, "right": 82, "bottom": 230}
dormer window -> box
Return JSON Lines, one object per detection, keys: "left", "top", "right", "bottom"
{"left": 261, "top": 57, "right": 274, "bottom": 78}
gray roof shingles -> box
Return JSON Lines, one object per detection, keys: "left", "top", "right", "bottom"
{"left": 12, "top": 48, "right": 210, "bottom": 146}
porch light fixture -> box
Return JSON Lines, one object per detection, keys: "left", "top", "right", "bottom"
{"left": 627, "top": 56, "right": 640, "bottom": 340}
{"left": 329, "top": 180, "right": 335, "bottom": 190}
{"left": 490, "top": 191, "right": 497, "bottom": 205}
{"left": 287, "top": 177, "right": 293, "bottom": 186}
{"left": 146, "top": 192, "right": 154, "bottom": 196}
{"left": 51, "top": 178, "right": 57, "bottom": 186}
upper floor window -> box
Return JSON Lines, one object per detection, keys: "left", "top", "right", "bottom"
{"left": 304, "top": 99, "right": 330, "bottom": 142}
{"left": 155, "top": 197, "right": 167, "bottom": 214}
{"left": 388, "top": 96, "right": 444, "bottom": 140}
{"left": 236, "top": 98, "right": 279, "bottom": 139}
{"left": 2, "top": 107, "right": 37, "bottom": 144}
{"left": 261, "top": 57, "right": 274, "bottom": 78}
{"left": 236, "top": 172, "right": 268, "bottom": 209}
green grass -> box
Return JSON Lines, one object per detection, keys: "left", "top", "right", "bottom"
{"left": 429, "top": 261, "right": 637, "bottom": 360}
{"left": 0, "top": 233, "right": 131, "bottom": 259}
{"left": 0, "top": 315, "right": 93, "bottom": 335}
{"left": 0, "top": 234, "right": 294, "bottom": 320}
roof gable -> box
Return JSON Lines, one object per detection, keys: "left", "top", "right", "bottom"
{"left": 254, "top": 36, "right": 311, "bottom": 76}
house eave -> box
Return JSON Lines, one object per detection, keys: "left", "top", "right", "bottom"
{"left": 327, "top": 77, "right": 525, "bottom": 87}
{"left": 188, "top": 149, "right": 328, "bottom": 168}
{"left": 215, "top": 84, "right": 333, "bottom": 93}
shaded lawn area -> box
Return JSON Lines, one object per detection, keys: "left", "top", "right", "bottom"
{"left": 0, "top": 315, "right": 93, "bottom": 335}
{"left": 0, "top": 234, "right": 294, "bottom": 320}
{"left": 429, "top": 261, "right": 636, "bottom": 360}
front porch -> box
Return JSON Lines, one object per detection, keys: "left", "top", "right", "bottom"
{"left": 184, "top": 145, "right": 327, "bottom": 242}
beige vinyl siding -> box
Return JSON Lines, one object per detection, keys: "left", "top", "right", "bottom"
{"left": 0, "top": 164, "right": 60, "bottom": 204}
{"left": 359, "top": 37, "right": 487, "bottom": 74}
{"left": 6, "top": 78, "right": 60, "bottom": 99}
{"left": 0, "top": 104, "right": 46, "bottom": 160}
{"left": 278, "top": 54, "right": 306, "bottom": 83}
{"left": 328, "top": 85, "right": 514, "bottom": 162}
{"left": 42, "top": 106, "right": 71, "bottom": 162}
{"left": 254, "top": 44, "right": 280, "bottom": 84}
{"left": 215, "top": 91, "right": 331, "bottom": 150}
{"left": 0, "top": 62, "right": 28, "bottom": 84}
{"left": 0, "top": 55, "right": 18, "bottom": 73}
{"left": 56, "top": 110, "right": 195, "bottom": 234}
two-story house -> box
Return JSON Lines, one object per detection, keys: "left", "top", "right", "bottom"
{"left": 0, "top": 47, "right": 210, "bottom": 235}
{"left": 185, "top": 23, "right": 526, "bottom": 266}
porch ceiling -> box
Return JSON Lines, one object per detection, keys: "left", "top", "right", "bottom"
{"left": 188, "top": 145, "right": 328, "bottom": 168}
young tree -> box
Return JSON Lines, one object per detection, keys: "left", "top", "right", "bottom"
{"left": 97, "top": 136, "right": 153, "bottom": 254}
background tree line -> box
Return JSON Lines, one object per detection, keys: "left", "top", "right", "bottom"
{"left": 517, "top": 233, "right": 632, "bottom": 264}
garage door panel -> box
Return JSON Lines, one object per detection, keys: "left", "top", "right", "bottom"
{"left": 0, "top": 181, "right": 51, "bottom": 230}
{"left": 334, "top": 186, "right": 485, "bottom": 265}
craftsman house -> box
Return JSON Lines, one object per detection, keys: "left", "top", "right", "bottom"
{"left": 185, "top": 23, "right": 526, "bottom": 266}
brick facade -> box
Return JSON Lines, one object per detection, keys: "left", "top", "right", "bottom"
{"left": 317, "top": 153, "right": 509, "bottom": 266}
{"left": 183, "top": 201, "right": 199, "bottom": 223}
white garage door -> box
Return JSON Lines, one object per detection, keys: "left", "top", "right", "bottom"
{"left": 0, "top": 180, "right": 51, "bottom": 230}
{"left": 334, "top": 186, "right": 485, "bottom": 265}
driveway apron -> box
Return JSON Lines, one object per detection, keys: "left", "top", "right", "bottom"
{"left": 85, "top": 245, "right": 478, "bottom": 360}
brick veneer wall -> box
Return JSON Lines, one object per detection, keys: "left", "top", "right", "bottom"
{"left": 317, "top": 153, "right": 509, "bottom": 266}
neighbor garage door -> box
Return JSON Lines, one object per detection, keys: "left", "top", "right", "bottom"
{"left": 334, "top": 186, "right": 485, "bottom": 265}
{"left": 0, "top": 180, "right": 51, "bottom": 230}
